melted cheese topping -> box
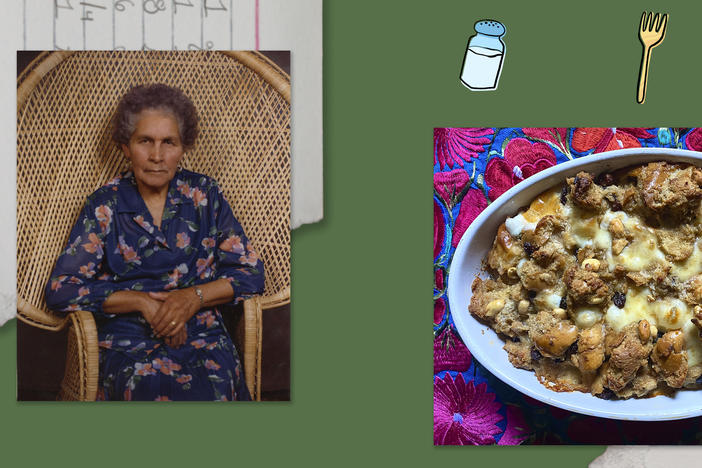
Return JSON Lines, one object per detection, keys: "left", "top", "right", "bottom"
{"left": 505, "top": 189, "right": 562, "bottom": 236}
{"left": 506, "top": 181, "right": 701, "bottom": 366}
{"left": 606, "top": 288, "right": 700, "bottom": 365}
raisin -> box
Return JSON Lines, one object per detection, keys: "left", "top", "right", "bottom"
{"left": 560, "top": 184, "right": 569, "bottom": 205}
{"left": 567, "top": 340, "right": 579, "bottom": 355}
{"left": 531, "top": 349, "right": 542, "bottom": 361}
{"left": 509, "top": 335, "right": 520, "bottom": 342}
{"left": 609, "top": 196, "right": 622, "bottom": 212}
{"left": 559, "top": 296, "right": 567, "bottom": 309}
{"left": 612, "top": 292, "right": 626, "bottom": 308}
{"left": 523, "top": 241, "right": 536, "bottom": 257}
{"left": 528, "top": 290, "right": 537, "bottom": 299}
{"left": 573, "top": 175, "right": 592, "bottom": 200}
{"left": 595, "top": 172, "right": 615, "bottom": 187}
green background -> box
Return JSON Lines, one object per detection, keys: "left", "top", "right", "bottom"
{"left": 5, "top": 0, "right": 702, "bottom": 465}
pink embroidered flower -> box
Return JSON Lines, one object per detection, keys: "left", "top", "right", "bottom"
{"left": 434, "top": 199, "right": 445, "bottom": 260}
{"left": 176, "top": 232, "right": 191, "bottom": 249}
{"left": 434, "top": 373, "right": 503, "bottom": 445}
{"left": 497, "top": 405, "right": 529, "bottom": 445}
{"left": 571, "top": 127, "right": 654, "bottom": 154}
{"left": 98, "top": 339, "right": 112, "bottom": 349}
{"left": 685, "top": 128, "right": 702, "bottom": 151}
{"left": 452, "top": 188, "right": 488, "bottom": 247}
{"left": 78, "top": 287, "right": 90, "bottom": 297}
{"left": 484, "top": 138, "right": 557, "bottom": 201}
{"left": 154, "top": 396, "right": 171, "bottom": 401}
{"left": 522, "top": 128, "right": 569, "bottom": 152}
{"left": 433, "top": 169, "right": 471, "bottom": 208}
{"left": 433, "top": 328, "right": 471, "bottom": 374}
{"left": 434, "top": 297, "right": 446, "bottom": 326}
{"left": 95, "top": 205, "right": 113, "bottom": 233}
{"left": 124, "top": 387, "right": 132, "bottom": 401}
{"left": 434, "top": 128, "right": 494, "bottom": 170}
{"left": 201, "top": 237, "right": 216, "bottom": 248}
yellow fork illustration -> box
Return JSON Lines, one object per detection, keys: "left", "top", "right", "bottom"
{"left": 637, "top": 11, "right": 668, "bottom": 104}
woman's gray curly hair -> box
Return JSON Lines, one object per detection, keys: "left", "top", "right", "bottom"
{"left": 112, "top": 83, "right": 199, "bottom": 149}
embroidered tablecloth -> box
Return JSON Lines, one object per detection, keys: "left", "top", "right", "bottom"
{"left": 433, "top": 127, "right": 702, "bottom": 445}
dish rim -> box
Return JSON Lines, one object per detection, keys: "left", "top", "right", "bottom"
{"left": 447, "top": 147, "right": 702, "bottom": 421}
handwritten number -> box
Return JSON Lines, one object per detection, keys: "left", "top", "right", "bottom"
{"left": 172, "top": 0, "right": 193, "bottom": 14}
{"left": 143, "top": 0, "right": 166, "bottom": 14}
{"left": 56, "top": 0, "right": 74, "bottom": 10}
{"left": 204, "top": 0, "right": 226, "bottom": 17}
{"left": 188, "top": 41, "right": 214, "bottom": 50}
{"left": 113, "top": 0, "right": 134, "bottom": 12}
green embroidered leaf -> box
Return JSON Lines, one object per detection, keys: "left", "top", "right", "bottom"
{"left": 131, "top": 283, "right": 143, "bottom": 291}
{"left": 138, "top": 236, "right": 150, "bottom": 248}
{"left": 185, "top": 220, "right": 199, "bottom": 232}
{"left": 144, "top": 249, "right": 154, "bottom": 257}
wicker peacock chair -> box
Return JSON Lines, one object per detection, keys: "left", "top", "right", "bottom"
{"left": 17, "top": 50, "right": 290, "bottom": 401}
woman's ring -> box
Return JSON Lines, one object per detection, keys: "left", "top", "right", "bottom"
{"left": 171, "top": 321, "right": 177, "bottom": 327}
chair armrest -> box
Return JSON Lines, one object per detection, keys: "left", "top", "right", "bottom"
{"left": 57, "top": 310, "right": 99, "bottom": 401}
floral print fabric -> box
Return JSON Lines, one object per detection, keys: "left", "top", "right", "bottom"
{"left": 434, "top": 128, "right": 702, "bottom": 444}
{"left": 46, "top": 169, "right": 264, "bottom": 401}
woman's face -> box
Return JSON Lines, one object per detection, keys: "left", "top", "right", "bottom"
{"left": 122, "top": 109, "right": 184, "bottom": 194}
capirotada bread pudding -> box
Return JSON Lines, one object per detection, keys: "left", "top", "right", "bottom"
{"left": 469, "top": 161, "right": 702, "bottom": 399}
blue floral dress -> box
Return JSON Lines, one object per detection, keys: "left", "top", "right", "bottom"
{"left": 45, "top": 169, "right": 264, "bottom": 401}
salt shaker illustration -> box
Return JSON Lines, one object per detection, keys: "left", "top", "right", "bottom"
{"left": 460, "top": 20, "right": 506, "bottom": 91}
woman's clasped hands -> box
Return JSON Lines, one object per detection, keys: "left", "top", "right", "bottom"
{"left": 139, "top": 288, "right": 201, "bottom": 349}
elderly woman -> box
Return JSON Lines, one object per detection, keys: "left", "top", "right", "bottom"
{"left": 45, "top": 84, "right": 264, "bottom": 401}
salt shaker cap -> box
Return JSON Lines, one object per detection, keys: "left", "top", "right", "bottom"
{"left": 474, "top": 20, "right": 505, "bottom": 37}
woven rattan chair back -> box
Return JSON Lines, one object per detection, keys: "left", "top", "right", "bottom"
{"left": 17, "top": 51, "right": 290, "bottom": 399}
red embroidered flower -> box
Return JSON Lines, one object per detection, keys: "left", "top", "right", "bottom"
{"left": 685, "top": 128, "right": 702, "bottom": 151}
{"left": 434, "top": 128, "right": 493, "bottom": 170}
{"left": 433, "top": 327, "right": 471, "bottom": 373}
{"left": 484, "top": 138, "right": 557, "bottom": 201}
{"left": 434, "top": 298, "right": 446, "bottom": 326}
{"left": 452, "top": 188, "right": 488, "bottom": 247}
{"left": 434, "top": 373, "right": 503, "bottom": 445}
{"left": 571, "top": 127, "right": 654, "bottom": 154}
{"left": 433, "top": 199, "right": 445, "bottom": 260}
{"left": 433, "top": 169, "right": 471, "bottom": 207}
{"left": 522, "top": 128, "right": 568, "bottom": 148}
